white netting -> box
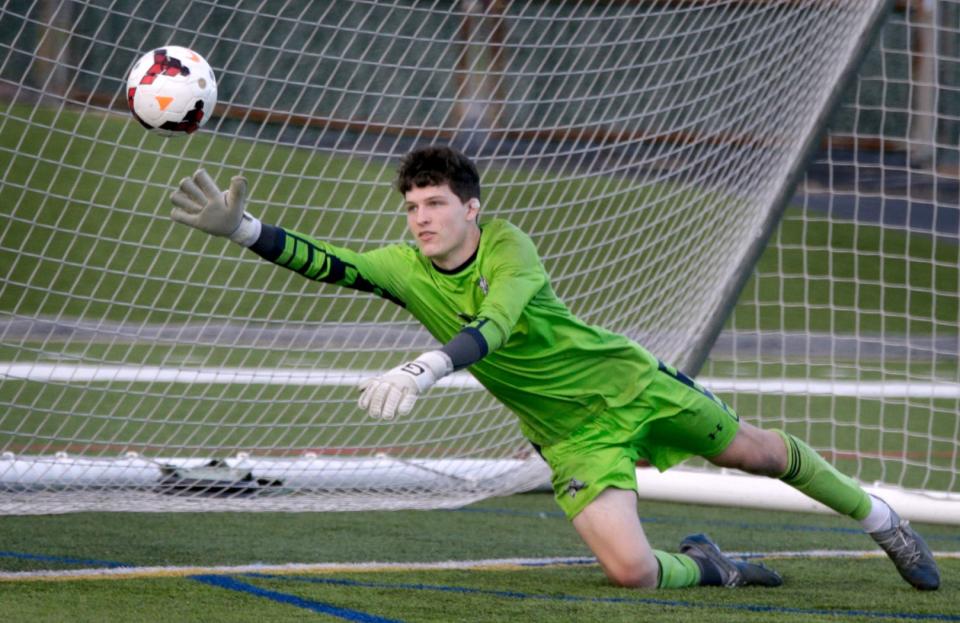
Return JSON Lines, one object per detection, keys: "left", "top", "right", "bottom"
{"left": 702, "top": 0, "right": 959, "bottom": 500}
{"left": 0, "top": 0, "right": 912, "bottom": 514}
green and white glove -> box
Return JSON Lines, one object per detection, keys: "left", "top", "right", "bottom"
{"left": 358, "top": 351, "right": 453, "bottom": 420}
{"left": 170, "top": 169, "right": 261, "bottom": 246}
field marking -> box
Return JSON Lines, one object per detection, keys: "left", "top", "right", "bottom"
{"left": 0, "top": 557, "right": 595, "bottom": 582}
{"left": 3, "top": 363, "right": 960, "bottom": 397}
{"left": 2, "top": 551, "right": 960, "bottom": 583}
{"left": 192, "top": 574, "right": 402, "bottom": 622}
{"left": 218, "top": 573, "right": 960, "bottom": 622}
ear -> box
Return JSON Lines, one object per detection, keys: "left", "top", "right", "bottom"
{"left": 466, "top": 198, "right": 480, "bottom": 221}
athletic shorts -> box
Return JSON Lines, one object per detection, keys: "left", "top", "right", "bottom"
{"left": 539, "top": 360, "right": 740, "bottom": 519}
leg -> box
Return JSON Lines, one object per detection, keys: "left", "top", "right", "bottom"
{"left": 571, "top": 487, "right": 781, "bottom": 589}
{"left": 571, "top": 487, "right": 659, "bottom": 587}
{"left": 709, "top": 422, "right": 872, "bottom": 517}
{"left": 707, "top": 420, "right": 787, "bottom": 477}
{"left": 709, "top": 422, "right": 939, "bottom": 590}
{"left": 543, "top": 371, "right": 781, "bottom": 590}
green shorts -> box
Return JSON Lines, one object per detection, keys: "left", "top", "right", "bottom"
{"left": 540, "top": 361, "right": 740, "bottom": 519}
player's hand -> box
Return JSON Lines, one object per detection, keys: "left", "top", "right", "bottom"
{"left": 170, "top": 169, "right": 260, "bottom": 244}
{"left": 358, "top": 351, "right": 453, "bottom": 420}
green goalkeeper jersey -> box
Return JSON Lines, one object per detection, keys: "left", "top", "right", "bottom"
{"left": 252, "top": 218, "right": 659, "bottom": 446}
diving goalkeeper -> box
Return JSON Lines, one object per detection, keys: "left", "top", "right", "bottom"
{"left": 170, "top": 145, "right": 940, "bottom": 591}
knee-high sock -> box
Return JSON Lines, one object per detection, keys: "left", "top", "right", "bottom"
{"left": 654, "top": 551, "right": 702, "bottom": 588}
{"left": 774, "top": 430, "right": 872, "bottom": 520}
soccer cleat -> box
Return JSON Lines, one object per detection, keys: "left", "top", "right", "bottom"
{"left": 679, "top": 533, "right": 783, "bottom": 588}
{"left": 870, "top": 507, "right": 940, "bottom": 590}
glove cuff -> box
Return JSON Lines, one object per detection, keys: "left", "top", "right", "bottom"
{"left": 416, "top": 350, "right": 453, "bottom": 377}
{"left": 401, "top": 350, "right": 452, "bottom": 392}
{"left": 229, "top": 212, "right": 262, "bottom": 247}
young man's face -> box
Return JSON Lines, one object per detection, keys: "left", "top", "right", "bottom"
{"left": 404, "top": 184, "right": 480, "bottom": 270}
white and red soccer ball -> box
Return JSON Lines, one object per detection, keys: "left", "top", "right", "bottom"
{"left": 126, "top": 46, "right": 217, "bottom": 135}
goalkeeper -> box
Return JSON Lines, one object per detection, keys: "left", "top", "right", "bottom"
{"left": 170, "top": 145, "right": 940, "bottom": 591}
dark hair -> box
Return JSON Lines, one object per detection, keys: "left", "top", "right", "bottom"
{"left": 395, "top": 145, "right": 481, "bottom": 203}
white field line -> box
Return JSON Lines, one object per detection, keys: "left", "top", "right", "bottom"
{"left": 3, "top": 551, "right": 960, "bottom": 583}
{"left": 0, "top": 557, "right": 596, "bottom": 582}
{"left": 2, "top": 551, "right": 960, "bottom": 583}
{"left": 2, "top": 363, "right": 959, "bottom": 398}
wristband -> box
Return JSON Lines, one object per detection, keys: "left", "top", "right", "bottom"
{"left": 229, "top": 212, "right": 262, "bottom": 247}
{"left": 411, "top": 350, "right": 453, "bottom": 389}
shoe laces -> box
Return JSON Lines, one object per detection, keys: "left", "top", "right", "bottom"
{"left": 876, "top": 520, "right": 923, "bottom": 567}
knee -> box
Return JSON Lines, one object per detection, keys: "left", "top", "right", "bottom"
{"left": 711, "top": 425, "right": 787, "bottom": 477}
{"left": 757, "top": 428, "right": 789, "bottom": 476}
{"left": 602, "top": 558, "right": 659, "bottom": 588}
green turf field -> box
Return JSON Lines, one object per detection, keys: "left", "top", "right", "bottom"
{"left": 0, "top": 494, "right": 957, "bottom": 622}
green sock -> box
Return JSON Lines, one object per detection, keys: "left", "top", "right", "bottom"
{"left": 654, "top": 550, "right": 701, "bottom": 588}
{"left": 774, "top": 430, "right": 872, "bottom": 520}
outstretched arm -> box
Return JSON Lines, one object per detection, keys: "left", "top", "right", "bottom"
{"left": 170, "top": 169, "right": 403, "bottom": 304}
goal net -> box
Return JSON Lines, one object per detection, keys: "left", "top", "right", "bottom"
{"left": 690, "top": 0, "right": 960, "bottom": 523}
{"left": 4, "top": 0, "right": 953, "bottom": 518}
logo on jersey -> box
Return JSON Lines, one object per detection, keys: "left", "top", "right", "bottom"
{"left": 477, "top": 276, "right": 489, "bottom": 295}
{"left": 565, "top": 478, "right": 587, "bottom": 498}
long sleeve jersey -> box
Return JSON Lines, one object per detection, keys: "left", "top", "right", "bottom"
{"left": 249, "top": 218, "right": 659, "bottom": 446}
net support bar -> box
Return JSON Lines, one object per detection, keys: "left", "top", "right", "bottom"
{"left": 635, "top": 468, "right": 960, "bottom": 526}
{"left": 4, "top": 454, "right": 958, "bottom": 524}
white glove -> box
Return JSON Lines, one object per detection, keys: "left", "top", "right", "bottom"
{"left": 170, "top": 169, "right": 261, "bottom": 246}
{"left": 358, "top": 351, "right": 453, "bottom": 420}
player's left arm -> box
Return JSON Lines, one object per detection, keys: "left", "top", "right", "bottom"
{"left": 358, "top": 227, "right": 547, "bottom": 420}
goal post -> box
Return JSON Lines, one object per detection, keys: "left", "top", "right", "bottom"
{"left": 2, "top": 0, "right": 958, "bottom": 520}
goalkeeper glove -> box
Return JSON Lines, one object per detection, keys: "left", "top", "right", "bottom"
{"left": 170, "top": 169, "right": 261, "bottom": 246}
{"left": 358, "top": 351, "right": 453, "bottom": 420}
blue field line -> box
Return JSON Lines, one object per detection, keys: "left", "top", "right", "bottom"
{"left": 248, "top": 574, "right": 960, "bottom": 621}
{"left": 450, "top": 507, "right": 960, "bottom": 543}
{"left": 0, "top": 551, "right": 128, "bottom": 568}
{"left": 190, "top": 574, "right": 404, "bottom": 622}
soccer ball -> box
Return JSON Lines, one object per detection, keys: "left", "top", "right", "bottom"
{"left": 126, "top": 46, "right": 217, "bottom": 135}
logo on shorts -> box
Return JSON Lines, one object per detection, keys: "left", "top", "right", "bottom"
{"left": 565, "top": 478, "right": 587, "bottom": 498}
{"left": 708, "top": 423, "right": 723, "bottom": 441}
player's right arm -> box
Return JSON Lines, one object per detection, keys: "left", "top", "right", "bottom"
{"left": 170, "top": 169, "right": 404, "bottom": 305}
{"left": 170, "top": 169, "right": 452, "bottom": 422}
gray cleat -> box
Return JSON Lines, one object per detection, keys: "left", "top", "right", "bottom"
{"left": 679, "top": 533, "right": 783, "bottom": 588}
{"left": 870, "top": 506, "right": 940, "bottom": 590}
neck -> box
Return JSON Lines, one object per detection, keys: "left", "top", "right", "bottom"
{"left": 432, "top": 226, "right": 481, "bottom": 271}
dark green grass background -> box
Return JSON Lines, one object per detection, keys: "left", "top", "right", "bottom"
{"left": 1, "top": 495, "right": 958, "bottom": 622}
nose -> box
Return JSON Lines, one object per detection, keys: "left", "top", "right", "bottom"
{"left": 415, "top": 206, "right": 431, "bottom": 224}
